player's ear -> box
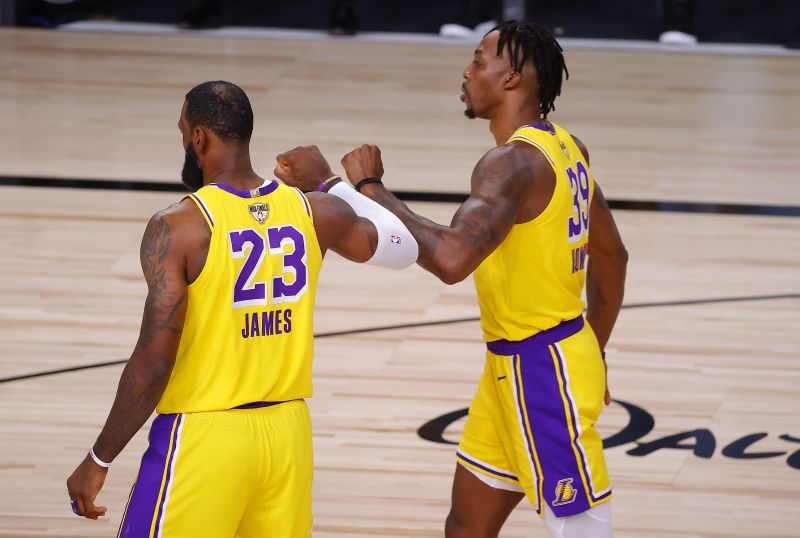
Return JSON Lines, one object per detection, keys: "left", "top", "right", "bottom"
{"left": 192, "top": 126, "right": 208, "bottom": 155}
{"left": 503, "top": 70, "right": 522, "bottom": 90}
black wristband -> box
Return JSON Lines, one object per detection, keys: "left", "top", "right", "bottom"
{"left": 355, "top": 177, "right": 382, "bottom": 192}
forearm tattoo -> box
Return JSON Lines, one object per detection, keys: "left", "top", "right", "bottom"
{"left": 95, "top": 214, "right": 185, "bottom": 460}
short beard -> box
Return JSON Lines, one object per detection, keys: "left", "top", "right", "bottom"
{"left": 181, "top": 144, "right": 204, "bottom": 191}
{"left": 464, "top": 108, "right": 476, "bottom": 119}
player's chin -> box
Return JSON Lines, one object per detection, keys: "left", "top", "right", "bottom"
{"left": 464, "top": 107, "right": 477, "bottom": 119}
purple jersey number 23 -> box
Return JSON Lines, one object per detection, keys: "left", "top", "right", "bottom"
{"left": 229, "top": 225, "right": 308, "bottom": 307}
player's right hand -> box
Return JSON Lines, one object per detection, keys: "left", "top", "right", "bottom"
{"left": 67, "top": 454, "right": 109, "bottom": 520}
{"left": 341, "top": 144, "right": 384, "bottom": 185}
{"left": 274, "top": 145, "right": 335, "bottom": 191}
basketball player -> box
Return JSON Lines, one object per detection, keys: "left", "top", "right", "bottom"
{"left": 65, "top": 80, "right": 418, "bottom": 536}
{"left": 276, "top": 22, "right": 628, "bottom": 538}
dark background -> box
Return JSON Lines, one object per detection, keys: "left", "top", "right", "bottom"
{"left": 8, "top": 0, "right": 800, "bottom": 45}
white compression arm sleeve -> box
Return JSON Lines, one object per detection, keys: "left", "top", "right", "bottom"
{"left": 327, "top": 181, "right": 419, "bottom": 269}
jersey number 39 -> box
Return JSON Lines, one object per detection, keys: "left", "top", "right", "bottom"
{"left": 566, "top": 161, "right": 590, "bottom": 243}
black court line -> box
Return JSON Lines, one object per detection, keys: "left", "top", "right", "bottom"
{"left": 1, "top": 292, "right": 797, "bottom": 385}
{"left": 0, "top": 176, "right": 184, "bottom": 193}
{"left": 2, "top": 175, "right": 799, "bottom": 217}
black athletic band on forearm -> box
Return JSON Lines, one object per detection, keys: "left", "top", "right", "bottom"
{"left": 355, "top": 177, "right": 382, "bottom": 192}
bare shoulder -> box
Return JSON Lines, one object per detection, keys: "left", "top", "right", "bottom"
{"left": 569, "top": 132, "right": 590, "bottom": 164}
{"left": 155, "top": 198, "right": 207, "bottom": 230}
{"left": 472, "top": 142, "right": 538, "bottom": 197}
{"left": 147, "top": 198, "right": 207, "bottom": 243}
{"left": 141, "top": 198, "right": 208, "bottom": 271}
{"left": 478, "top": 142, "right": 540, "bottom": 175}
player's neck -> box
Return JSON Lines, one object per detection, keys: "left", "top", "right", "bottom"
{"left": 488, "top": 102, "right": 541, "bottom": 146}
{"left": 202, "top": 149, "right": 263, "bottom": 190}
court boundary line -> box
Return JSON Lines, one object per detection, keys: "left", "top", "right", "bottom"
{"left": 1, "top": 176, "right": 798, "bottom": 217}
{"left": 1, "top": 292, "right": 797, "bottom": 385}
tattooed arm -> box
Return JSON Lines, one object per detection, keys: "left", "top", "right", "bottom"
{"left": 341, "top": 144, "right": 534, "bottom": 284}
{"left": 67, "top": 206, "right": 190, "bottom": 519}
{"left": 94, "top": 209, "right": 188, "bottom": 460}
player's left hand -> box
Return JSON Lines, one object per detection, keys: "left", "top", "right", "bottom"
{"left": 275, "top": 145, "right": 335, "bottom": 191}
{"left": 603, "top": 357, "right": 611, "bottom": 406}
{"left": 67, "top": 455, "right": 109, "bottom": 520}
{"left": 341, "top": 144, "right": 384, "bottom": 185}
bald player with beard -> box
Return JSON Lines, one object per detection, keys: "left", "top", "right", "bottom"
{"left": 66, "top": 80, "right": 418, "bottom": 537}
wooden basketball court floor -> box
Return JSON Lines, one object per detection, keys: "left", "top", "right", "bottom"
{"left": 0, "top": 27, "right": 798, "bottom": 537}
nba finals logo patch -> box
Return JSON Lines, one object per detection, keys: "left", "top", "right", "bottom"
{"left": 559, "top": 140, "right": 570, "bottom": 159}
{"left": 552, "top": 478, "right": 577, "bottom": 506}
{"left": 248, "top": 202, "right": 270, "bottom": 224}
{"left": 390, "top": 234, "right": 402, "bottom": 244}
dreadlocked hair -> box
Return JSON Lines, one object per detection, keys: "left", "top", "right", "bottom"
{"left": 492, "top": 21, "right": 569, "bottom": 120}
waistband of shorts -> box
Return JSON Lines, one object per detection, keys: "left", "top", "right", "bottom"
{"left": 232, "top": 400, "right": 294, "bottom": 410}
{"left": 486, "top": 316, "right": 584, "bottom": 356}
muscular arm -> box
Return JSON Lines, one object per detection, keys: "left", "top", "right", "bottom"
{"left": 67, "top": 205, "right": 193, "bottom": 519}
{"left": 358, "top": 144, "right": 532, "bottom": 284}
{"left": 306, "top": 191, "right": 378, "bottom": 263}
{"left": 586, "top": 184, "right": 628, "bottom": 350}
{"left": 92, "top": 210, "right": 188, "bottom": 462}
{"left": 571, "top": 134, "right": 628, "bottom": 350}
{"left": 274, "top": 146, "right": 416, "bottom": 268}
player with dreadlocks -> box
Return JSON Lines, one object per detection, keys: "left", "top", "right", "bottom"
{"left": 276, "top": 21, "right": 627, "bottom": 537}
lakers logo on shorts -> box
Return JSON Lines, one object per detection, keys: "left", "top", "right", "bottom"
{"left": 552, "top": 477, "right": 578, "bottom": 506}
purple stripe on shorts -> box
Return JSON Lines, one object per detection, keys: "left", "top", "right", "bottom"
{"left": 516, "top": 346, "right": 592, "bottom": 517}
{"left": 486, "top": 317, "right": 583, "bottom": 356}
{"left": 456, "top": 451, "right": 519, "bottom": 481}
{"left": 551, "top": 344, "right": 610, "bottom": 504}
{"left": 116, "top": 484, "right": 136, "bottom": 538}
{"left": 153, "top": 413, "right": 184, "bottom": 536}
{"left": 117, "top": 414, "right": 180, "bottom": 538}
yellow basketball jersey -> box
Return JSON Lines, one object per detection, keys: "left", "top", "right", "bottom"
{"left": 157, "top": 180, "right": 321, "bottom": 413}
{"left": 474, "top": 122, "right": 595, "bottom": 342}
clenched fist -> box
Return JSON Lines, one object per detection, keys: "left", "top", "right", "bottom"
{"left": 274, "top": 145, "right": 335, "bottom": 191}
{"left": 341, "top": 145, "right": 384, "bottom": 187}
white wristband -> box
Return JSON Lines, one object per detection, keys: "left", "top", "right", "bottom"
{"left": 327, "top": 181, "right": 418, "bottom": 269}
{"left": 89, "top": 446, "right": 112, "bottom": 468}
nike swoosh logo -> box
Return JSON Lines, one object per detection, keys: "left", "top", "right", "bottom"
{"left": 497, "top": 376, "right": 507, "bottom": 381}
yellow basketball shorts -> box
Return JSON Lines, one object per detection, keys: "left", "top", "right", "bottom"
{"left": 457, "top": 317, "right": 611, "bottom": 517}
{"left": 117, "top": 399, "right": 313, "bottom": 537}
